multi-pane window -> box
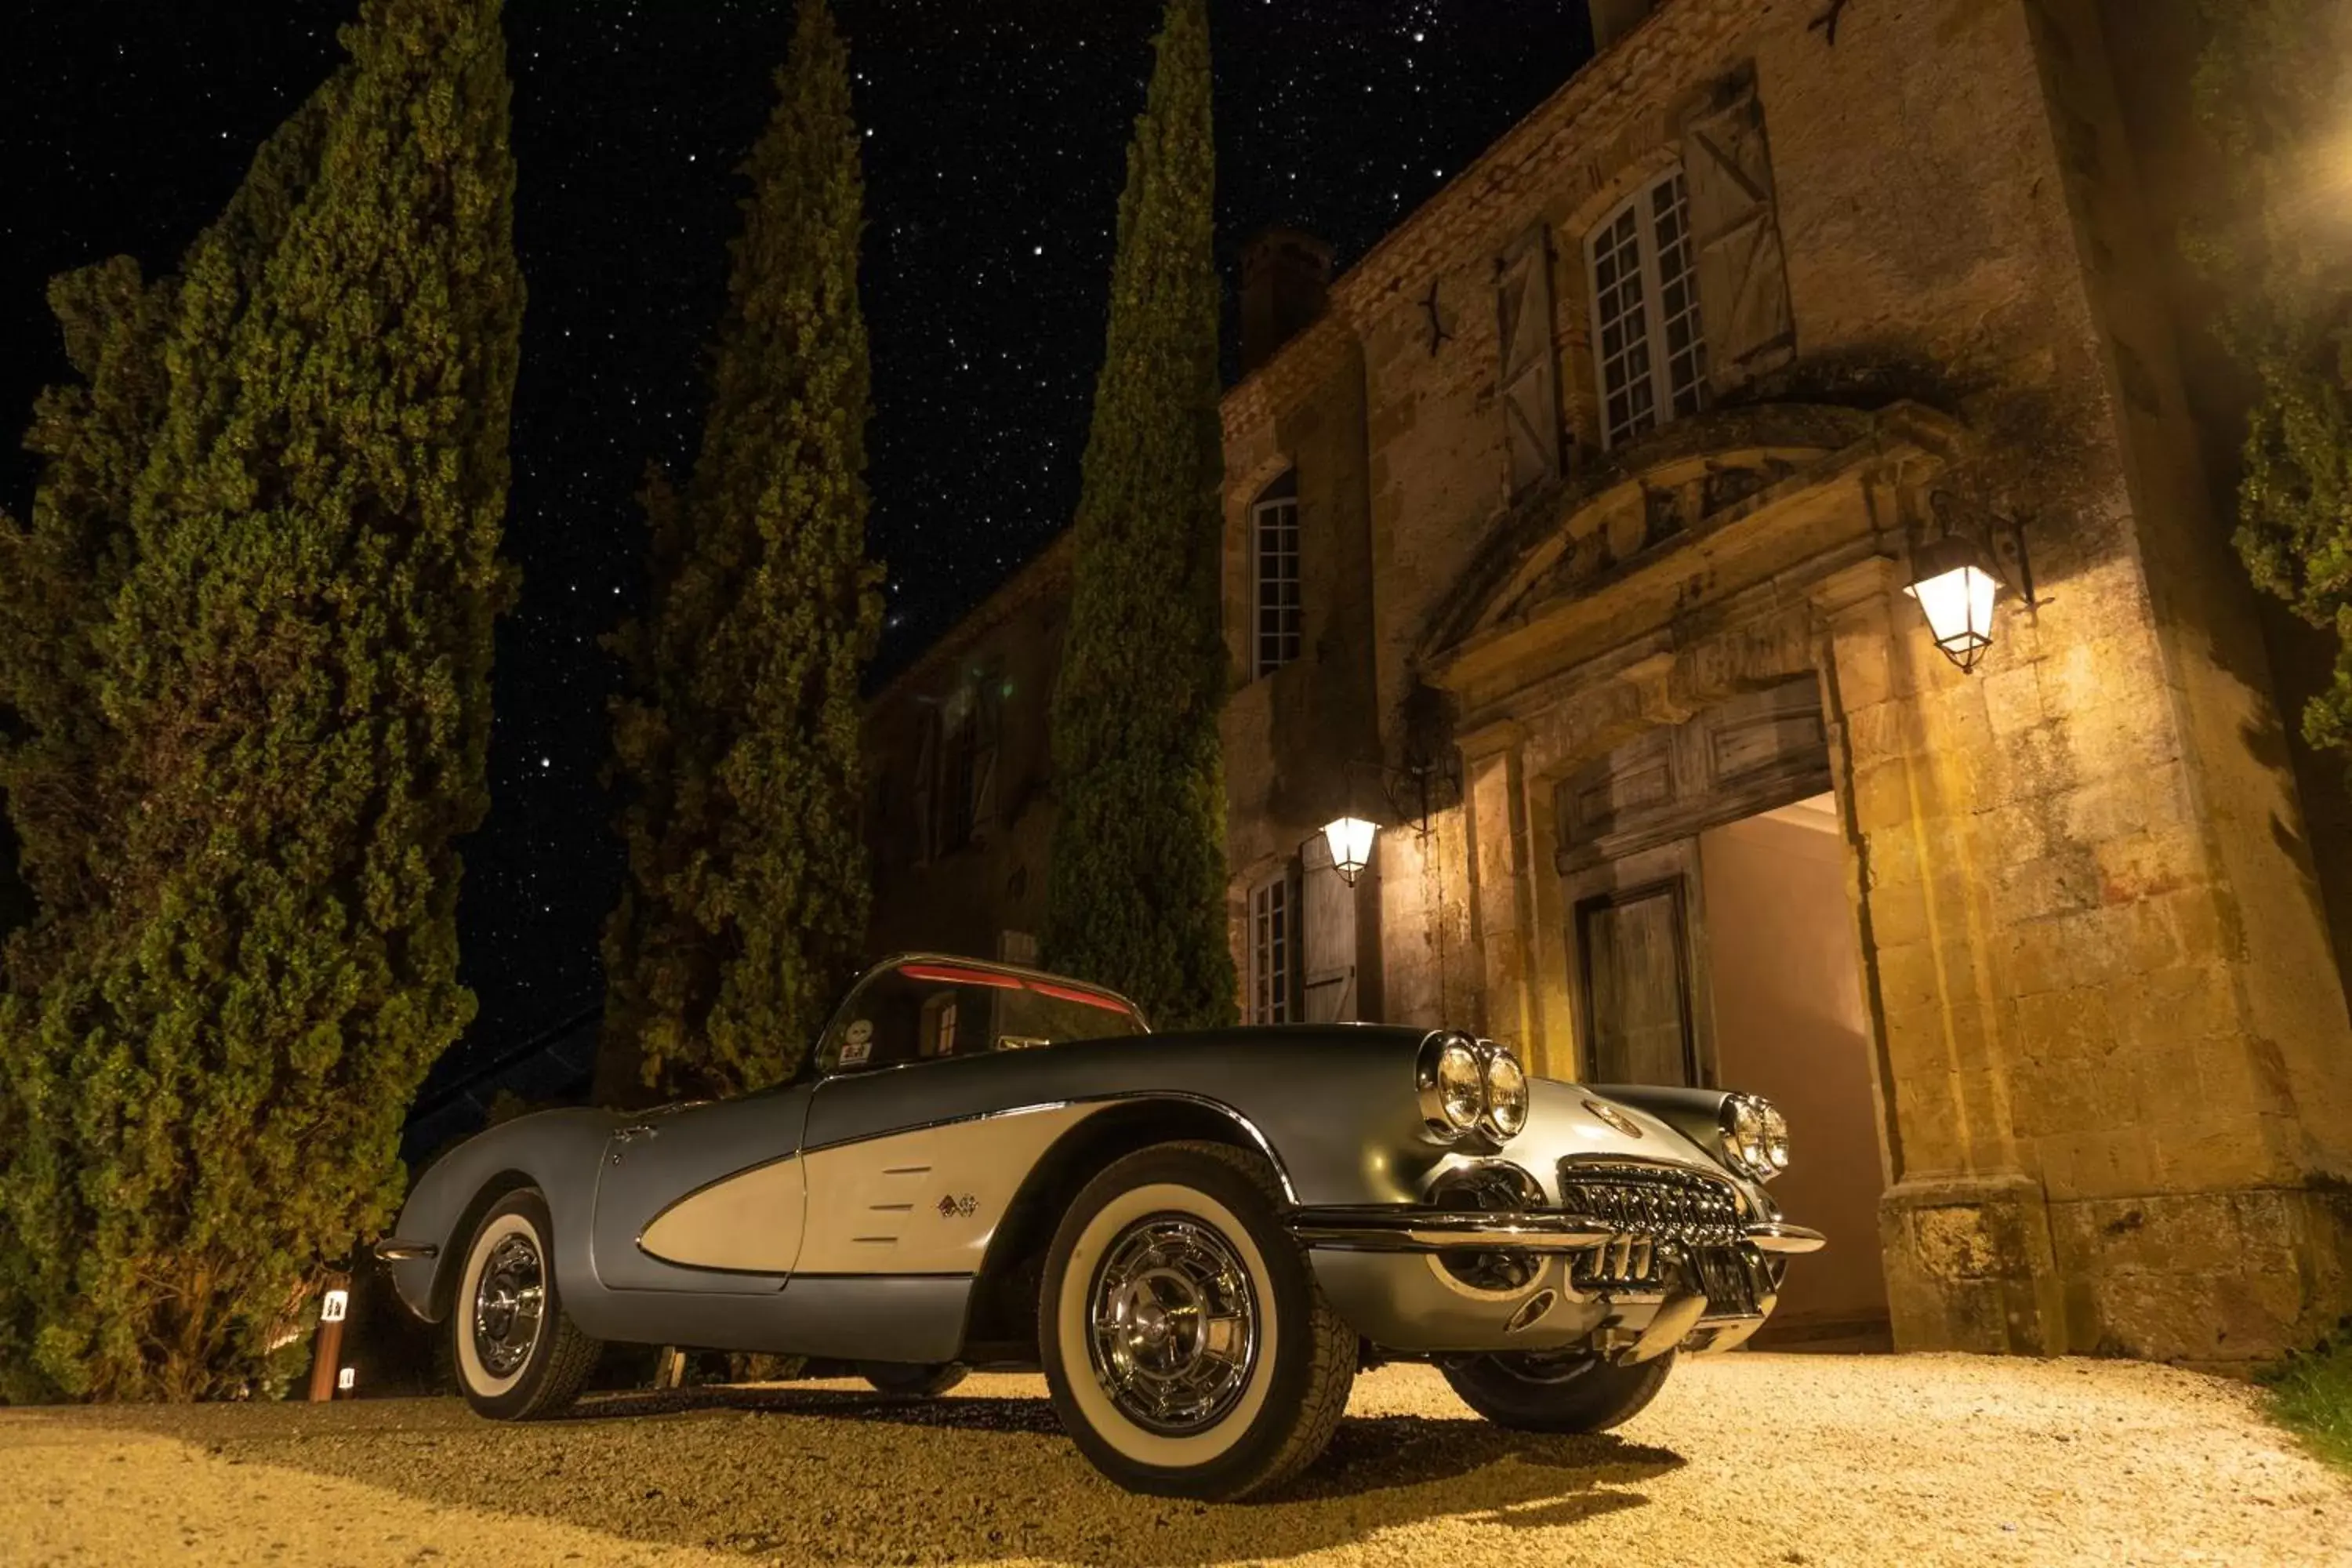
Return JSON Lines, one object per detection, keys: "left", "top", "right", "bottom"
{"left": 1247, "top": 873, "right": 1293, "bottom": 1025}
{"left": 1252, "top": 471, "right": 1301, "bottom": 678}
{"left": 1587, "top": 167, "right": 1708, "bottom": 448}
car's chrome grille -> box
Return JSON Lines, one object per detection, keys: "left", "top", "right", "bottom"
{"left": 1557, "top": 1159, "right": 1753, "bottom": 1303}
{"left": 1555, "top": 1159, "right": 1745, "bottom": 1247}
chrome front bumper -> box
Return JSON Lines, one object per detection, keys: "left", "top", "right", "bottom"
{"left": 1283, "top": 1205, "right": 1825, "bottom": 1256}
{"left": 1288, "top": 1203, "right": 1822, "bottom": 1359}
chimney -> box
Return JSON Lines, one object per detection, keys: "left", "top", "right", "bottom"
{"left": 1240, "top": 228, "right": 1334, "bottom": 376}
{"left": 1589, "top": 0, "right": 1656, "bottom": 51}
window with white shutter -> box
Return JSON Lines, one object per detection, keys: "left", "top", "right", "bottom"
{"left": 1251, "top": 470, "right": 1301, "bottom": 679}
{"left": 1586, "top": 167, "right": 1708, "bottom": 449}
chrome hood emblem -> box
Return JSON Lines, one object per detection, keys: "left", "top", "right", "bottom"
{"left": 1584, "top": 1098, "right": 1645, "bottom": 1139}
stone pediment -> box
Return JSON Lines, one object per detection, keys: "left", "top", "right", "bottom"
{"left": 1417, "top": 401, "right": 1965, "bottom": 684}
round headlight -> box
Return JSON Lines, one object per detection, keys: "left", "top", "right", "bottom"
{"left": 1482, "top": 1047, "right": 1529, "bottom": 1138}
{"left": 1722, "top": 1094, "right": 1791, "bottom": 1181}
{"left": 1418, "top": 1034, "right": 1486, "bottom": 1138}
{"left": 1437, "top": 1041, "right": 1485, "bottom": 1131}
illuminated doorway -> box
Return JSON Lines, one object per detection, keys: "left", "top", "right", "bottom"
{"left": 1556, "top": 677, "right": 1890, "bottom": 1348}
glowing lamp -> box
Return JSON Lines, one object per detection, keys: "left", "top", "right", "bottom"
{"left": 1904, "top": 534, "right": 2003, "bottom": 672}
{"left": 1322, "top": 816, "right": 1377, "bottom": 887}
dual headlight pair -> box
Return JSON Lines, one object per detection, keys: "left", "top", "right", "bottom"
{"left": 1721, "top": 1093, "right": 1792, "bottom": 1183}
{"left": 1417, "top": 1033, "right": 1528, "bottom": 1142}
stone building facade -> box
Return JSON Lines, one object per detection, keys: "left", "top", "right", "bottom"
{"left": 869, "top": 0, "right": 2352, "bottom": 1362}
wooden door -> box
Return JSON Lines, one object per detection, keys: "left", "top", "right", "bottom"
{"left": 1555, "top": 677, "right": 1831, "bottom": 1086}
{"left": 1566, "top": 838, "right": 1709, "bottom": 1087}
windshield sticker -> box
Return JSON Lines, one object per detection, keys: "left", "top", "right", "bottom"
{"left": 840, "top": 1019, "right": 873, "bottom": 1067}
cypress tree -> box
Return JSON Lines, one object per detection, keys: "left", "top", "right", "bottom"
{"left": 1040, "top": 0, "right": 1236, "bottom": 1032}
{"left": 599, "top": 0, "right": 883, "bottom": 1104}
{"left": 2190, "top": 0, "right": 2352, "bottom": 753}
{"left": 0, "top": 82, "right": 344, "bottom": 1405}
{"left": 0, "top": 0, "right": 520, "bottom": 1401}
{"left": 0, "top": 257, "right": 175, "bottom": 993}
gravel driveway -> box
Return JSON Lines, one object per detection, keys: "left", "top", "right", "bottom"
{"left": 3, "top": 1355, "right": 2344, "bottom": 1566}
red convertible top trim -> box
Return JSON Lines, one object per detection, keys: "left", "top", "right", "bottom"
{"left": 898, "top": 963, "right": 1022, "bottom": 989}
{"left": 895, "top": 964, "right": 1135, "bottom": 1016}
{"left": 1025, "top": 979, "right": 1135, "bottom": 1013}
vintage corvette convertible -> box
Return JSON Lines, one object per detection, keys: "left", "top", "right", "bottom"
{"left": 379, "top": 953, "right": 1822, "bottom": 1499}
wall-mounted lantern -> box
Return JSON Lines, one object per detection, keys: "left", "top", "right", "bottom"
{"left": 1904, "top": 532, "right": 2003, "bottom": 672}
{"left": 1319, "top": 752, "right": 1463, "bottom": 887}
{"left": 1320, "top": 816, "right": 1379, "bottom": 887}
{"left": 1907, "top": 494, "right": 2042, "bottom": 673}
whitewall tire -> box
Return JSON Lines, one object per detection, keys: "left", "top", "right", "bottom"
{"left": 1040, "top": 1142, "right": 1354, "bottom": 1501}
{"left": 452, "top": 1189, "right": 601, "bottom": 1421}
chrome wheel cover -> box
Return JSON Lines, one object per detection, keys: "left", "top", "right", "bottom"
{"left": 1086, "top": 1214, "right": 1259, "bottom": 1435}
{"left": 471, "top": 1231, "right": 547, "bottom": 1380}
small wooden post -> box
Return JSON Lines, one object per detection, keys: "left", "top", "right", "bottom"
{"left": 654, "top": 1345, "right": 688, "bottom": 1391}
{"left": 307, "top": 1279, "right": 351, "bottom": 1403}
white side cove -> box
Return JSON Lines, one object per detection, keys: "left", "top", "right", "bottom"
{"left": 638, "top": 1156, "right": 808, "bottom": 1274}
{"left": 638, "top": 1102, "right": 1110, "bottom": 1278}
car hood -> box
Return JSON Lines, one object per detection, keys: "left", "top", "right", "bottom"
{"left": 1507, "top": 1078, "right": 1769, "bottom": 1210}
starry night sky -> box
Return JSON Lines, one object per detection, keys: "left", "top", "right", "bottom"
{"left": 4, "top": 0, "right": 1595, "bottom": 1087}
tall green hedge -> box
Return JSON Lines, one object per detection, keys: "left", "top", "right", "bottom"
{"left": 0, "top": 0, "right": 520, "bottom": 1401}
{"left": 2190, "top": 0, "right": 2352, "bottom": 753}
{"left": 1041, "top": 0, "right": 1237, "bottom": 1033}
{"left": 599, "top": 0, "right": 883, "bottom": 1104}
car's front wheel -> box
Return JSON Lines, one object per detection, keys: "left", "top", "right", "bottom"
{"left": 1442, "top": 1346, "right": 1673, "bottom": 1432}
{"left": 451, "top": 1189, "right": 601, "bottom": 1421}
{"left": 1040, "top": 1141, "right": 1354, "bottom": 1501}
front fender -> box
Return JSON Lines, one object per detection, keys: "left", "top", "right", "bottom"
{"left": 379, "top": 1107, "right": 619, "bottom": 1323}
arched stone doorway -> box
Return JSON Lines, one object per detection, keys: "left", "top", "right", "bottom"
{"left": 1415, "top": 401, "right": 1968, "bottom": 1351}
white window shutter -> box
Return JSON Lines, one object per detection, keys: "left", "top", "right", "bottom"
{"left": 1494, "top": 225, "right": 1563, "bottom": 501}
{"left": 912, "top": 711, "right": 937, "bottom": 866}
{"left": 1682, "top": 75, "right": 1795, "bottom": 394}
{"left": 971, "top": 677, "right": 1001, "bottom": 840}
{"left": 1299, "top": 835, "right": 1359, "bottom": 1025}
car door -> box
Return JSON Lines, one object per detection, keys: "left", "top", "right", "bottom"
{"left": 588, "top": 1083, "right": 814, "bottom": 1293}
{"left": 788, "top": 960, "right": 1131, "bottom": 1279}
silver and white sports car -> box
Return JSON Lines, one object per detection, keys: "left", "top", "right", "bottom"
{"left": 379, "top": 953, "right": 1822, "bottom": 1499}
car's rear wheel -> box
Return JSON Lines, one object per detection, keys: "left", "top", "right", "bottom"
{"left": 1040, "top": 1141, "right": 1353, "bottom": 1501}
{"left": 858, "top": 1361, "right": 969, "bottom": 1399}
{"left": 451, "top": 1190, "right": 601, "bottom": 1421}
{"left": 1442, "top": 1346, "right": 1673, "bottom": 1432}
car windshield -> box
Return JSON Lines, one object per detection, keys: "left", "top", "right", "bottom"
{"left": 817, "top": 960, "right": 1147, "bottom": 1075}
